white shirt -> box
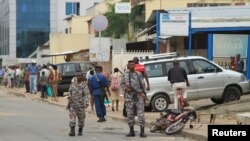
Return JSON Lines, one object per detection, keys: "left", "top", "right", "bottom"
{"left": 40, "top": 68, "right": 50, "bottom": 77}
{"left": 15, "top": 68, "right": 20, "bottom": 76}
{"left": 86, "top": 70, "right": 92, "bottom": 80}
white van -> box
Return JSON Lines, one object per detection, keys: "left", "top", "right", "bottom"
{"left": 141, "top": 53, "right": 250, "bottom": 111}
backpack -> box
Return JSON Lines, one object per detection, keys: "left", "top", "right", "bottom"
{"left": 111, "top": 74, "right": 119, "bottom": 91}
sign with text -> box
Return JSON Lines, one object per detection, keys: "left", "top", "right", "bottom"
{"left": 160, "top": 13, "right": 189, "bottom": 36}
{"left": 90, "top": 38, "right": 111, "bottom": 62}
{"left": 213, "top": 34, "right": 248, "bottom": 58}
{"left": 115, "top": 3, "right": 131, "bottom": 14}
{"left": 208, "top": 125, "right": 249, "bottom": 140}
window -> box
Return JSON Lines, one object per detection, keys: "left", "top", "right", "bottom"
{"left": 165, "top": 61, "right": 190, "bottom": 74}
{"left": 145, "top": 63, "right": 164, "bottom": 78}
{"left": 63, "top": 64, "right": 75, "bottom": 73}
{"left": 192, "top": 59, "right": 217, "bottom": 74}
{"left": 57, "top": 64, "right": 63, "bottom": 73}
{"left": 65, "top": 2, "right": 80, "bottom": 15}
{"left": 66, "top": 2, "right": 72, "bottom": 15}
{"left": 79, "top": 63, "right": 89, "bottom": 72}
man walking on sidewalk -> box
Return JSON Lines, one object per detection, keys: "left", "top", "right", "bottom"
{"left": 121, "top": 60, "right": 147, "bottom": 138}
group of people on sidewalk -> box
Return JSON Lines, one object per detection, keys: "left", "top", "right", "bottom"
{"left": 229, "top": 54, "right": 245, "bottom": 73}
{"left": 0, "top": 60, "right": 60, "bottom": 100}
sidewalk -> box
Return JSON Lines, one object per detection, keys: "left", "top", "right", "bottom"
{"left": 2, "top": 86, "right": 240, "bottom": 141}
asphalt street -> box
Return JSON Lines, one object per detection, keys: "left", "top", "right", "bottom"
{"left": 0, "top": 91, "right": 195, "bottom": 141}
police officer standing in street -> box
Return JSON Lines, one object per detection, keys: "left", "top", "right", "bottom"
{"left": 121, "top": 60, "right": 147, "bottom": 138}
{"left": 89, "top": 66, "right": 109, "bottom": 122}
{"left": 67, "top": 73, "right": 89, "bottom": 136}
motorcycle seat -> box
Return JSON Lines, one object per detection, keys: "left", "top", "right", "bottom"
{"left": 165, "top": 109, "right": 181, "bottom": 115}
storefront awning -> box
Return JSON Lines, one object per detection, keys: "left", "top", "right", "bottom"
{"left": 135, "top": 25, "right": 156, "bottom": 38}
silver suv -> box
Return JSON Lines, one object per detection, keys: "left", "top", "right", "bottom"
{"left": 141, "top": 55, "right": 250, "bottom": 111}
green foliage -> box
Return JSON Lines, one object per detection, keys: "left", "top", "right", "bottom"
{"left": 101, "top": 3, "right": 145, "bottom": 40}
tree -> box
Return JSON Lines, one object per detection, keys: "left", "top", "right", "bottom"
{"left": 101, "top": 2, "right": 145, "bottom": 41}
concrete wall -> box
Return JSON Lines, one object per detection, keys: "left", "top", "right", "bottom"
{"left": 50, "top": 33, "right": 90, "bottom": 64}
{"left": 68, "top": 16, "right": 91, "bottom": 34}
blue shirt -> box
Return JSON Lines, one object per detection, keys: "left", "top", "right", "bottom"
{"left": 28, "top": 64, "right": 39, "bottom": 75}
{"left": 0, "top": 68, "right": 4, "bottom": 77}
{"left": 89, "top": 73, "right": 109, "bottom": 95}
{"left": 236, "top": 60, "right": 244, "bottom": 73}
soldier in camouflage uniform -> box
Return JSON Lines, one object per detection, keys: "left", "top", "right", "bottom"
{"left": 67, "top": 73, "right": 89, "bottom": 136}
{"left": 121, "top": 60, "right": 147, "bottom": 138}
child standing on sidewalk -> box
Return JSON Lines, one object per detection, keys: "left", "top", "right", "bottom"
{"left": 39, "top": 71, "right": 48, "bottom": 99}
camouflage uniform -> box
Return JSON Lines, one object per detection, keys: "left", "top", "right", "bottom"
{"left": 121, "top": 71, "right": 145, "bottom": 127}
{"left": 68, "top": 77, "right": 89, "bottom": 128}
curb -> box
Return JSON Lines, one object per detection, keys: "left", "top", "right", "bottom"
{"left": 4, "top": 88, "right": 207, "bottom": 140}
{"left": 182, "top": 130, "right": 207, "bottom": 141}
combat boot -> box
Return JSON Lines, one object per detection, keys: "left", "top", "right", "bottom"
{"left": 78, "top": 127, "right": 83, "bottom": 136}
{"left": 140, "top": 126, "right": 147, "bottom": 138}
{"left": 126, "top": 126, "right": 135, "bottom": 137}
{"left": 68, "top": 126, "right": 75, "bottom": 136}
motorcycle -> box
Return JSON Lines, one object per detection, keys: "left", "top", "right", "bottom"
{"left": 150, "top": 107, "right": 197, "bottom": 135}
{"left": 150, "top": 88, "right": 197, "bottom": 135}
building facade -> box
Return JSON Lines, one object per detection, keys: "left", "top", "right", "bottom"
{"left": 0, "top": 0, "right": 94, "bottom": 66}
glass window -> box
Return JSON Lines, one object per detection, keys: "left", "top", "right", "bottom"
{"left": 145, "top": 63, "right": 164, "bottom": 78}
{"left": 66, "top": 2, "right": 72, "bottom": 15}
{"left": 192, "top": 59, "right": 217, "bottom": 74}
{"left": 165, "top": 61, "right": 190, "bottom": 74}
{"left": 63, "top": 64, "right": 75, "bottom": 73}
{"left": 16, "top": 0, "right": 50, "bottom": 58}
{"left": 179, "top": 61, "right": 190, "bottom": 74}
{"left": 57, "top": 64, "right": 63, "bottom": 73}
{"left": 165, "top": 62, "right": 173, "bottom": 74}
{"left": 73, "top": 3, "right": 77, "bottom": 14}
{"left": 21, "top": 4, "right": 27, "bottom": 12}
{"left": 79, "top": 63, "right": 89, "bottom": 72}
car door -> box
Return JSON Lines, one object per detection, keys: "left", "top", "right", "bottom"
{"left": 166, "top": 60, "right": 199, "bottom": 100}
{"left": 191, "top": 59, "right": 224, "bottom": 98}
{"left": 145, "top": 62, "right": 167, "bottom": 93}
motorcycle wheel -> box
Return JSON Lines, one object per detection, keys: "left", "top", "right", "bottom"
{"left": 165, "top": 121, "right": 185, "bottom": 135}
{"left": 150, "top": 125, "right": 159, "bottom": 133}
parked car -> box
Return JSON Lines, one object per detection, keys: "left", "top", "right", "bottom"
{"left": 55, "top": 61, "right": 94, "bottom": 96}
{"left": 140, "top": 54, "right": 250, "bottom": 111}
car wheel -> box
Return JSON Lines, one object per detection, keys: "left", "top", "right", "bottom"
{"left": 223, "top": 86, "right": 241, "bottom": 102}
{"left": 151, "top": 94, "right": 169, "bottom": 112}
{"left": 210, "top": 98, "right": 224, "bottom": 104}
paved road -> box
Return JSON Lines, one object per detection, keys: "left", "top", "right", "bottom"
{"left": 0, "top": 92, "right": 195, "bottom": 141}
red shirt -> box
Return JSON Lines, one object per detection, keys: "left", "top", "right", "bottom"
{"left": 135, "top": 64, "right": 146, "bottom": 74}
{"left": 101, "top": 72, "right": 109, "bottom": 79}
